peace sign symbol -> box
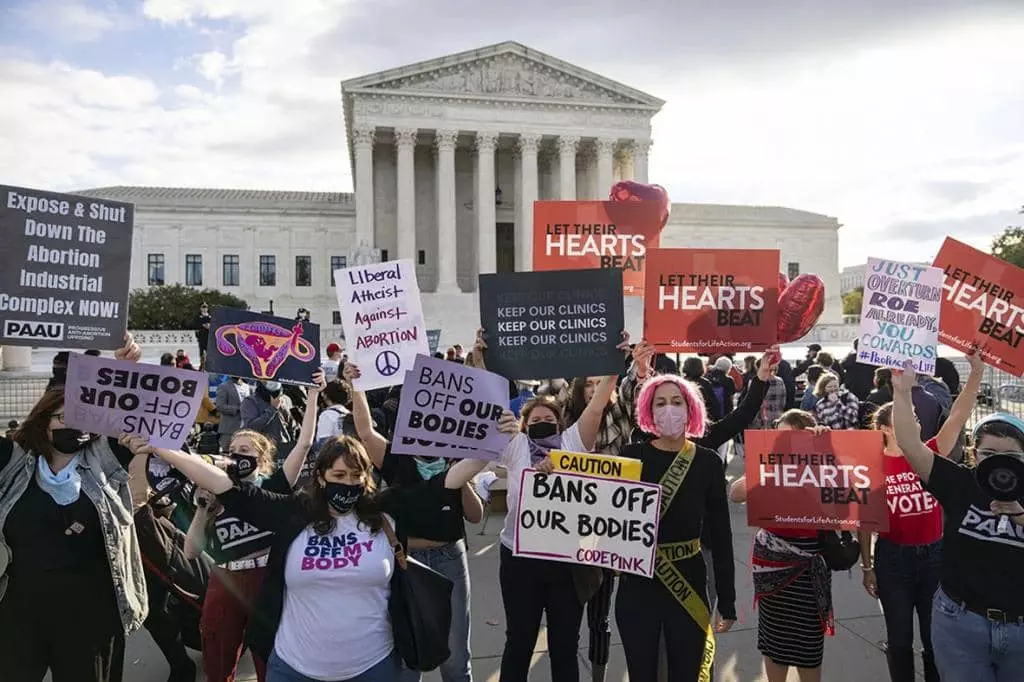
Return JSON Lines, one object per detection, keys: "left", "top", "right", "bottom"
{"left": 376, "top": 350, "right": 401, "bottom": 377}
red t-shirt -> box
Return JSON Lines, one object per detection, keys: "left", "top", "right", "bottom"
{"left": 878, "top": 437, "right": 943, "bottom": 545}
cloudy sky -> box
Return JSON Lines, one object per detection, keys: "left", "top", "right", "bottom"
{"left": 1, "top": 0, "right": 1022, "bottom": 267}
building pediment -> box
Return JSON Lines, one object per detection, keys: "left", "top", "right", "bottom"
{"left": 342, "top": 41, "right": 664, "bottom": 110}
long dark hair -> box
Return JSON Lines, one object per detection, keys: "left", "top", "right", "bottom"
{"left": 299, "top": 436, "right": 383, "bottom": 536}
{"left": 12, "top": 388, "right": 65, "bottom": 461}
{"left": 566, "top": 377, "right": 616, "bottom": 424}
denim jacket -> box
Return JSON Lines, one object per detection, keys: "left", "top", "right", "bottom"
{"left": 0, "top": 438, "right": 148, "bottom": 634}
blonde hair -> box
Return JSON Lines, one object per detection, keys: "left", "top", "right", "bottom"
{"left": 229, "top": 429, "right": 277, "bottom": 476}
{"left": 813, "top": 372, "right": 839, "bottom": 398}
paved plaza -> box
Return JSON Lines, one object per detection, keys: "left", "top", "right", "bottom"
{"left": 111, "top": 454, "right": 920, "bottom": 682}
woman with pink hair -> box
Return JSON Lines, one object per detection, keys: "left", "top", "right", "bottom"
{"left": 616, "top": 371, "right": 736, "bottom": 681}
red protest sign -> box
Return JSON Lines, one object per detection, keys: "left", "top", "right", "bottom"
{"left": 743, "top": 429, "right": 889, "bottom": 532}
{"left": 933, "top": 237, "right": 1024, "bottom": 376}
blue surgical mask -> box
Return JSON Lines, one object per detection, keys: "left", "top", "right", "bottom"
{"left": 414, "top": 456, "right": 447, "bottom": 480}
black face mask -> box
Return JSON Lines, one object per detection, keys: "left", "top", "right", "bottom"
{"left": 51, "top": 428, "right": 90, "bottom": 454}
{"left": 527, "top": 422, "right": 558, "bottom": 440}
{"left": 323, "top": 482, "right": 364, "bottom": 514}
{"left": 227, "top": 453, "right": 259, "bottom": 481}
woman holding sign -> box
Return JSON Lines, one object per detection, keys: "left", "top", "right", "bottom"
{"left": 892, "top": 357, "right": 1024, "bottom": 682}
{"left": 0, "top": 335, "right": 150, "bottom": 682}
{"left": 343, "top": 360, "right": 487, "bottom": 682}
{"left": 729, "top": 410, "right": 832, "bottom": 682}
{"left": 474, "top": 329, "right": 625, "bottom": 682}
{"left": 185, "top": 371, "right": 326, "bottom": 682}
{"left": 144, "top": 425, "right": 512, "bottom": 682}
{"left": 614, "top": 371, "right": 736, "bottom": 682}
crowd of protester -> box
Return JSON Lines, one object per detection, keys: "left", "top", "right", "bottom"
{"left": 1, "top": 323, "right": 1021, "bottom": 682}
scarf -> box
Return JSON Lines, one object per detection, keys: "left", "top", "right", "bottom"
{"left": 36, "top": 454, "right": 83, "bottom": 506}
{"left": 527, "top": 434, "right": 562, "bottom": 465}
{"left": 751, "top": 528, "right": 834, "bottom": 636}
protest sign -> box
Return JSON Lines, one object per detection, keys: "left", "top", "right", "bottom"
{"left": 335, "top": 259, "right": 428, "bottom": 391}
{"left": 427, "top": 329, "right": 442, "bottom": 355}
{"left": 206, "top": 307, "right": 320, "bottom": 386}
{"left": 743, "top": 429, "right": 888, "bottom": 532}
{"left": 478, "top": 268, "right": 625, "bottom": 380}
{"left": 0, "top": 185, "right": 134, "bottom": 350}
{"left": 64, "top": 353, "right": 207, "bottom": 449}
{"left": 857, "top": 258, "right": 942, "bottom": 374}
{"left": 551, "top": 450, "right": 642, "bottom": 481}
{"left": 514, "top": 469, "right": 661, "bottom": 577}
{"left": 933, "top": 237, "right": 1024, "bottom": 376}
{"left": 391, "top": 354, "right": 512, "bottom": 459}
{"left": 533, "top": 201, "right": 664, "bottom": 296}
{"left": 644, "top": 248, "right": 780, "bottom": 353}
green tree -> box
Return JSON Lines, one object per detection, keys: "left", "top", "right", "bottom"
{"left": 127, "top": 284, "right": 248, "bottom": 330}
{"left": 842, "top": 286, "right": 864, "bottom": 315}
{"left": 992, "top": 208, "right": 1024, "bottom": 268}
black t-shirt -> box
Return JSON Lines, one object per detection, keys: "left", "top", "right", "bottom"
{"left": 621, "top": 440, "right": 737, "bottom": 619}
{"left": 377, "top": 450, "right": 465, "bottom": 543}
{"left": 925, "top": 456, "right": 1024, "bottom": 613}
{"left": 205, "top": 469, "right": 289, "bottom": 564}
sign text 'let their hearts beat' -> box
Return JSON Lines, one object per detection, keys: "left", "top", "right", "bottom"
{"left": 335, "top": 259, "right": 428, "bottom": 391}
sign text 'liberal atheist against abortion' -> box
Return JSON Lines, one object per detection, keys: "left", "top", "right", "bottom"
{"left": 335, "top": 259, "right": 428, "bottom": 392}
{"left": 0, "top": 185, "right": 134, "bottom": 350}
{"left": 478, "top": 268, "right": 625, "bottom": 380}
{"left": 643, "top": 248, "right": 780, "bottom": 353}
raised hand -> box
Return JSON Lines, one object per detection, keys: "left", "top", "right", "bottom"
{"left": 474, "top": 328, "right": 487, "bottom": 355}
{"left": 616, "top": 330, "right": 631, "bottom": 354}
{"left": 757, "top": 346, "right": 780, "bottom": 381}
{"left": 119, "top": 432, "right": 153, "bottom": 456}
{"left": 309, "top": 369, "right": 327, "bottom": 392}
{"left": 496, "top": 409, "right": 518, "bottom": 435}
{"left": 114, "top": 332, "right": 142, "bottom": 363}
{"left": 342, "top": 361, "right": 361, "bottom": 383}
{"left": 892, "top": 360, "right": 918, "bottom": 394}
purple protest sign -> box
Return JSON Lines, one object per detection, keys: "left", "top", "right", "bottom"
{"left": 391, "top": 354, "right": 512, "bottom": 459}
{"left": 64, "top": 353, "right": 208, "bottom": 449}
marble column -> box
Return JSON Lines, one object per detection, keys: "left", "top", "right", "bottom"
{"left": 596, "top": 138, "right": 616, "bottom": 197}
{"left": 0, "top": 346, "right": 32, "bottom": 372}
{"left": 394, "top": 128, "right": 417, "bottom": 263}
{"left": 435, "top": 129, "right": 459, "bottom": 292}
{"left": 475, "top": 131, "right": 498, "bottom": 276}
{"left": 558, "top": 135, "right": 579, "bottom": 200}
{"left": 352, "top": 126, "right": 376, "bottom": 246}
{"left": 517, "top": 133, "right": 541, "bottom": 271}
{"left": 633, "top": 139, "right": 652, "bottom": 183}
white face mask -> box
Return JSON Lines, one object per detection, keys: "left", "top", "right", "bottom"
{"left": 653, "top": 404, "right": 687, "bottom": 438}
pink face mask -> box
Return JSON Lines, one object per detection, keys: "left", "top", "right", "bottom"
{"left": 653, "top": 404, "right": 688, "bottom": 438}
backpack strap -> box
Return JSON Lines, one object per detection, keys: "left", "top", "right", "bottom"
{"left": 380, "top": 515, "right": 407, "bottom": 570}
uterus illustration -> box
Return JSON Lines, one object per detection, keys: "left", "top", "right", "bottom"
{"left": 215, "top": 320, "right": 316, "bottom": 379}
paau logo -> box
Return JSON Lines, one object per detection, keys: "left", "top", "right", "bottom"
{"left": 4, "top": 320, "right": 64, "bottom": 341}
{"left": 215, "top": 320, "right": 315, "bottom": 379}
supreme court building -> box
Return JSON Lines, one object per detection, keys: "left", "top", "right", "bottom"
{"left": 76, "top": 41, "right": 845, "bottom": 351}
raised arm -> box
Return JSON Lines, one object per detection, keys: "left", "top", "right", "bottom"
{"left": 281, "top": 371, "right": 326, "bottom": 487}
{"left": 342, "top": 362, "right": 389, "bottom": 469}
{"left": 700, "top": 348, "right": 776, "bottom": 449}
{"left": 150, "top": 444, "right": 235, "bottom": 495}
{"left": 934, "top": 352, "right": 983, "bottom": 455}
{"left": 893, "top": 361, "right": 936, "bottom": 483}
{"left": 443, "top": 410, "right": 519, "bottom": 489}
{"left": 573, "top": 331, "right": 629, "bottom": 451}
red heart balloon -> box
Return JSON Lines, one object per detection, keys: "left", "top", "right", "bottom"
{"left": 778, "top": 272, "right": 790, "bottom": 292}
{"left": 609, "top": 181, "right": 670, "bottom": 231}
{"left": 777, "top": 274, "right": 825, "bottom": 343}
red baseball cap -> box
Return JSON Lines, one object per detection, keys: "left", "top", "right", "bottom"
{"left": 326, "top": 343, "right": 341, "bottom": 356}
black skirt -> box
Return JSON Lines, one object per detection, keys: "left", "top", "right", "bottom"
{"left": 756, "top": 536, "right": 828, "bottom": 669}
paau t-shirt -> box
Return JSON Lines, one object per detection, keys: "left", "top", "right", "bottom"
{"left": 879, "top": 440, "right": 942, "bottom": 545}
{"left": 499, "top": 425, "right": 585, "bottom": 550}
{"left": 925, "top": 455, "right": 1024, "bottom": 614}
{"left": 274, "top": 513, "right": 395, "bottom": 680}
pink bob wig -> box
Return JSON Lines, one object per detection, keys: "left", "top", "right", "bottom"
{"left": 635, "top": 374, "right": 708, "bottom": 438}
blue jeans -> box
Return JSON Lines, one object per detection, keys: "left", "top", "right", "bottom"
{"left": 400, "top": 539, "right": 472, "bottom": 682}
{"left": 267, "top": 649, "right": 401, "bottom": 682}
{"left": 931, "top": 588, "right": 1024, "bottom": 682}
{"left": 875, "top": 538, "right": 942, "bottom": 654}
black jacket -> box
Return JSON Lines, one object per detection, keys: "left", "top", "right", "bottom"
{"left": 840, "top": 352, "right": 875, "bottom": 401}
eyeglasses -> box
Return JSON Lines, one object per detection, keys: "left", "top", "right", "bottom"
{"left": 977, "top": 448, "right": 1024, "bottom": 460}
{"left": 50, "top": 413, "right": 65, "bottom": 424}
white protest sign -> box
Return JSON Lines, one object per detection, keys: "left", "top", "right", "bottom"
{"left": 334, "top": 259, "right": 428, "bottom": 391}
{"left": 857, "top": 258, "right": 943, "bottom": 374}
{"left": 513, "top": 469, "right": 661, "bottom": 578}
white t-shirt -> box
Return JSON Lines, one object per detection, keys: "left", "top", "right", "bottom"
{"left": 499, "top": 424, "right": 586, "bottom": 550}
{"left": 274, "top": 514, "right": 395, "bottom": 680}
{"left": 315, "top": 405, "right": 349, "bottom": 442}
{"left": 322, "top": 359, "right": 340, "bottom": 382}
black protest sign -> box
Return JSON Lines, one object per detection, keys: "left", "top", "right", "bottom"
{"left": 0, "top": 185, "right": 134, "bottom": 349}
{"left": 206, "top": 307, "right": 321, "bottom": 386}
{"left": 478, "top": 268, "right": 625, "bottom": 379}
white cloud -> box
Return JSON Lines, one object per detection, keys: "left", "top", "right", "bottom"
{"left": 15, "top": 0, "right": 128, "bottom": 42}
{"left": 1, "top": 1, "right": 1021, "bottom": 271}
